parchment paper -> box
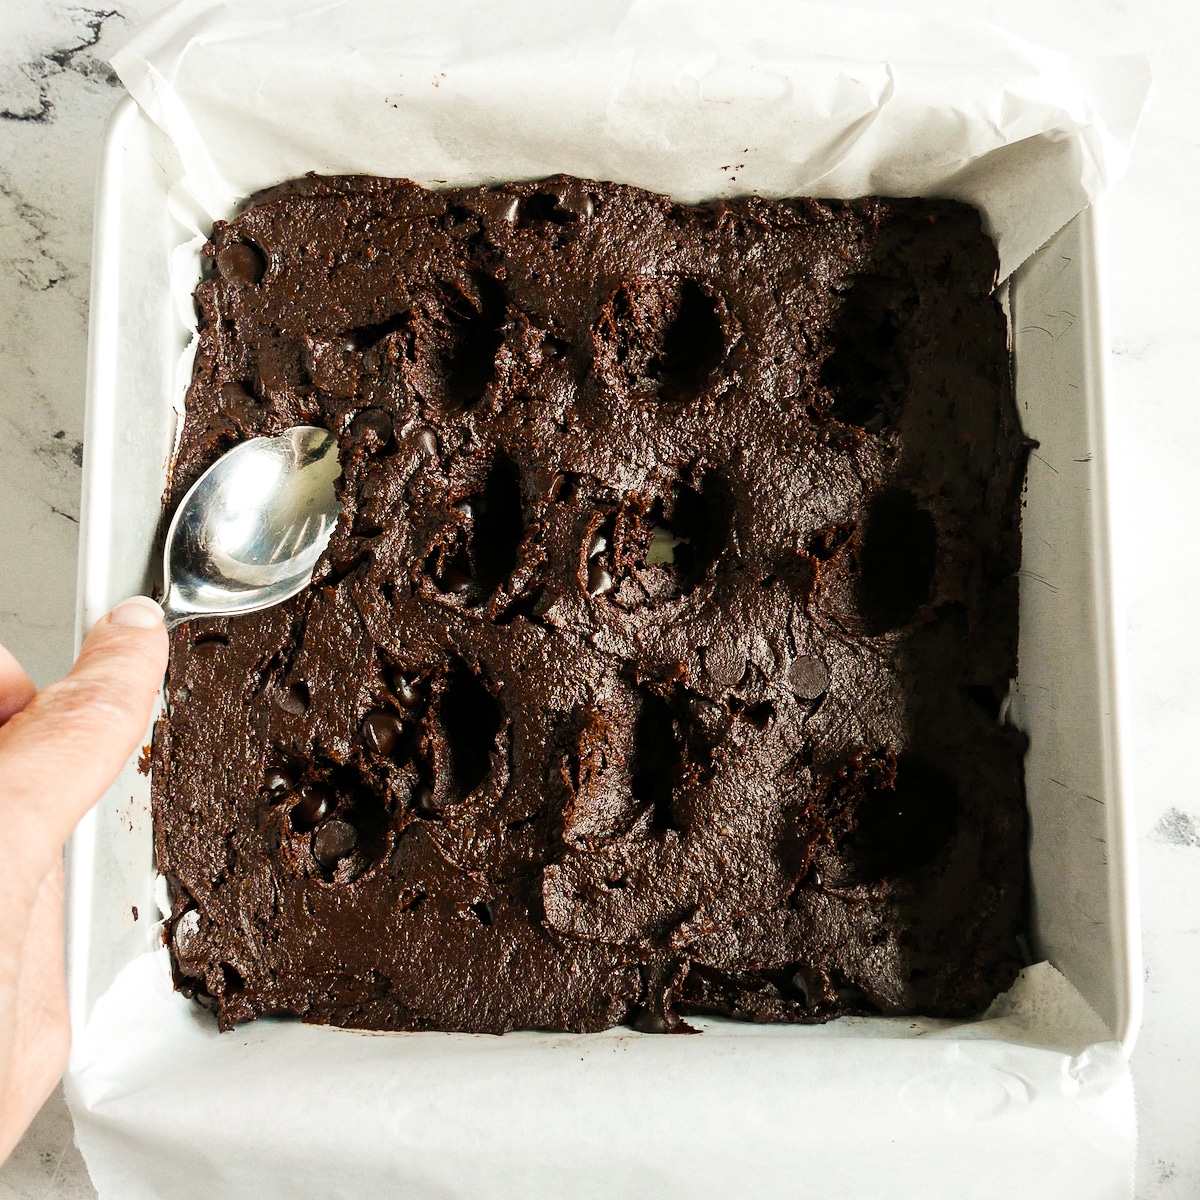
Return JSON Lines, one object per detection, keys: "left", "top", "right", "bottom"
{"left": 111, "top": 0, "right": 1150, "bottom": 279}
{"left": 68, "top": 3, "right": 1150, "bottom": 1196}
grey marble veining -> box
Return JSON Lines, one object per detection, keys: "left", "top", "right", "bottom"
{"left": 0, "top": 4, "right": 158, "bottom": 691}
{"left": 1, "top": 1, "right": 1197, "bottom": 1197}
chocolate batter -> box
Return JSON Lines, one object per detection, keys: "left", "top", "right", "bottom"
{"left": 153, "top": 175, "right": 1030, "bottom": 1033}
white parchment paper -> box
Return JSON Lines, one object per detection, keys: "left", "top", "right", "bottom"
{"left": 71, "top": 952, "right": 1133, "bottom": 1200}
{"left": 111, "top": 0, "right": 1150, "bottom": 279}
{"left": 68, "top": 3, "right": 1150, "bottom": 1196}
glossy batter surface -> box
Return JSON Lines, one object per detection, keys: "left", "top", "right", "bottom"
{"left": 153, "top": 175, "right": 1029, "bottom": 1032}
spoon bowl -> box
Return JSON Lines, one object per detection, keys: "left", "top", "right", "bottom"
{"left": 162, "top": 426, "right": 342, "bottom": 631}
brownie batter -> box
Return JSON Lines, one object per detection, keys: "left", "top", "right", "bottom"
{"left": 153, "top": 175, "right": 1030, "bottom": 1033}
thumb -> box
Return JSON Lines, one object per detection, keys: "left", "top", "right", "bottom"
{"left": 0, "top": 598, "right": 169, "bottom": 882}
{"left": 0, "top": 644, "right": 36, "bottom": 725}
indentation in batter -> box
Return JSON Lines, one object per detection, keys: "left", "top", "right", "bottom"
{"left": 435, "top": 274, "right": 507, "bottom": 409}
{"left": 822, "top": 273, "right": 918, "bottom": 431}
{"left": 592, "top": 277, "right": 726, "bottom": 404}
{"left": 435, "top": 662, "right": 503, "bottom": 801}
{"left": 469, "top": 452, "right": 524, "bottom": 602}
{"left": 852, "top": 757, "right": 959, "bottom": 879}
{"left": 631, "top": 688, "right": 682, "bottom": 832}
{"left": 859, "top": 489, "right": 936, "bottom": 633}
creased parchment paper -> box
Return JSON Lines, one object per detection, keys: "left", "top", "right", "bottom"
{"left": 111, "top": 0, "right": 1149, "bottom": 279}
{"left": 67, "top": 2, "right": 1148, "bottom": 1196}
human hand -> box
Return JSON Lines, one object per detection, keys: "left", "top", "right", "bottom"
{"left": 0, "top": 598, "right": 168, "bottom": 1162}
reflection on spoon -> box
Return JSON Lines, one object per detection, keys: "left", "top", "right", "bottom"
{"left": 160, "top": 426, "right": 342, "bottom": 632}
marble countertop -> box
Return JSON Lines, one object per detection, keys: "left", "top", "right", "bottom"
{"left": 1, "top": 1, "right": 1195, "bottom": 1196}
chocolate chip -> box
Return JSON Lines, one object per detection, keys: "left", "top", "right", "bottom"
{"left": 702, "top": 635, "right": 743, "bottom": 689}
{"left": 632, "top": 1007, "right": 671, "bottom": 1034}
{"left": 362, "top": 349, "right": 381, "bottom": 372}
{"left": 173, "top": 909, "right": 201, "bottom": 955}
{"left": 191, "top": 635, "right": 227, "bottom": 656}
{"left": 361, "top": 710, "right": 404, "bottom": 756}
{"left": 688, "top": 696, "right": 729, "bottom": 742}
{"left": 277, "top": 683, "right": 310, "bottom": 715}
{"left": 219, "top": 382, "right": 259, "bottom": 420}
{"left": 587, "top": 562, "right": 614, "bottom": 597}
{"left": 413, "top": 785, "right": 437, "bottom": 817}
{"left": 441, "top": 566, "right": 471, "bottom": 594}
{"left": 292, "top": 783, "right": 333, "bottom": 828}
{"left": 790, "top": 971, "right": 811, "bottom": 1009}
{"left": 264, "top": 767, "right": 296, "bottom": 795}
{"left": 787, "top": 655, "right": 829, "bottom": 699}
{"left": 390, "top": 674, "right": 422, "bottom": 708}
{"left": 413, "top": 427, "right": 438, "bottom": 457}
{"left": 808, "top": 864, "right": 824, "bottom": 887}
{"left": 349, "top": 406, "right": 393, "bottom": 446}
{"left": 313, "top": 818, "right": 358, "bottom": 867}
{"left": 586, "top": 530, "right": 607, "bottom": 558}
{"left": 560, "top": 190, "right": 595, "bottom": 221}
{"left": 216, "top": 242, "right": 265, "bottom": 286}
{"left": 549, "top": 471, "right": 577, "bottom": 503}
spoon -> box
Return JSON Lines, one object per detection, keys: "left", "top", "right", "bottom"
{"left": 160, "top": 426, "right": 343, "bottom": 632}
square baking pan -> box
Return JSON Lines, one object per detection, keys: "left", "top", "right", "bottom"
{"left": 65, "top": 95, "right": 1141, "bottom": 1197}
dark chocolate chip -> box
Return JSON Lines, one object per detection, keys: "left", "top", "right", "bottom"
{"left": 390, "top": 674, "right": 422, "bottom": 708}
{"left": 218, "top": 382, "right": 259, "bottom": 420}
{"left": 787, "top": 655, "right": 829, "bottom": 699}
{"left": 549, "top": 472, "right": 577, "bottom": 503}
{"left": 586, "top": 530, "right": 608, "bottom": 559}
{"left": 807, "top": 864, "right": 824, "bottom": 888}
{"left": 361, "top": 710, "right": 404, "bottom": 756}
{"left": 587, "top": 562, "right": 614, "bottom": 597}
{"left": 559, "top": 190, "right": 595, "bottom": 221}
{"left": 313, "top": 818, "right": 358, "bottom": 867}
{"left": 264, "top": 767, "right": 296, "bottom": 795}
{"left": 688, "top": 696, "right": 730, "bottom": 742}
{"left": 173, "top": 909, "right": 201, "bottom": 955}
{"left": 632, "top": 1007, "right": 671, "bottom": 1034}
{"left": 413, "top": 427, "right": 438, "bottom": 457}
{"left": 790, "top": 971, "right": 811, "bottom": 1008}
{"left": 277, "top": 683, "right": 310, "bottom": 715}
{"left": 361, "top": 349, "right": 381, "bottom": 372}
{"left": 702, "top": 635, "right": 744, "bottom": 689}
{"left": 349, "top": 406, "right": 393, "bottom": 446}
{"left": 862, "top": 408, "right": 887, "bottom": 435}
{"left": 292, "top": 783, "right": 333, "bottom": 828}
{"left": 413, "top": 785, "right": 437, "bottom": 817}
{"left": 216, "top": 242, "right": 265, "bottom": 286}
{"left": 440, "top": 566, "right": 472, "bottom": 594}
{"left": 191, "top": 635, "right": 227, "bottom": 656}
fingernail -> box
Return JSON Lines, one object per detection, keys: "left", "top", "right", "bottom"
{"left": 109, "top": 596, "right": 166, "bottom": 628}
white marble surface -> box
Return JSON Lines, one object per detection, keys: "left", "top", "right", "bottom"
{"left": 0, "top": 1, "right": 1196, "bottom": 1196}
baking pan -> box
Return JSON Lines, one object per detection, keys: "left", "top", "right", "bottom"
{"left": 64, "top": 94, "right": 1141, "bottom": 1198}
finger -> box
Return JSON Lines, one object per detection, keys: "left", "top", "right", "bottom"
{"left": 0, "top": 598, "right": 168, "bottom": 875}
{"left": 0, "top": 644, "right": 36, "bottom": 725}
{"left": 0, "top": 860, "right": 68, "bottom": 1163}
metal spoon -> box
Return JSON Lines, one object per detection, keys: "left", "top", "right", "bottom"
{"left": 161, "top": 426, "right": 342, "bottom": 632}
